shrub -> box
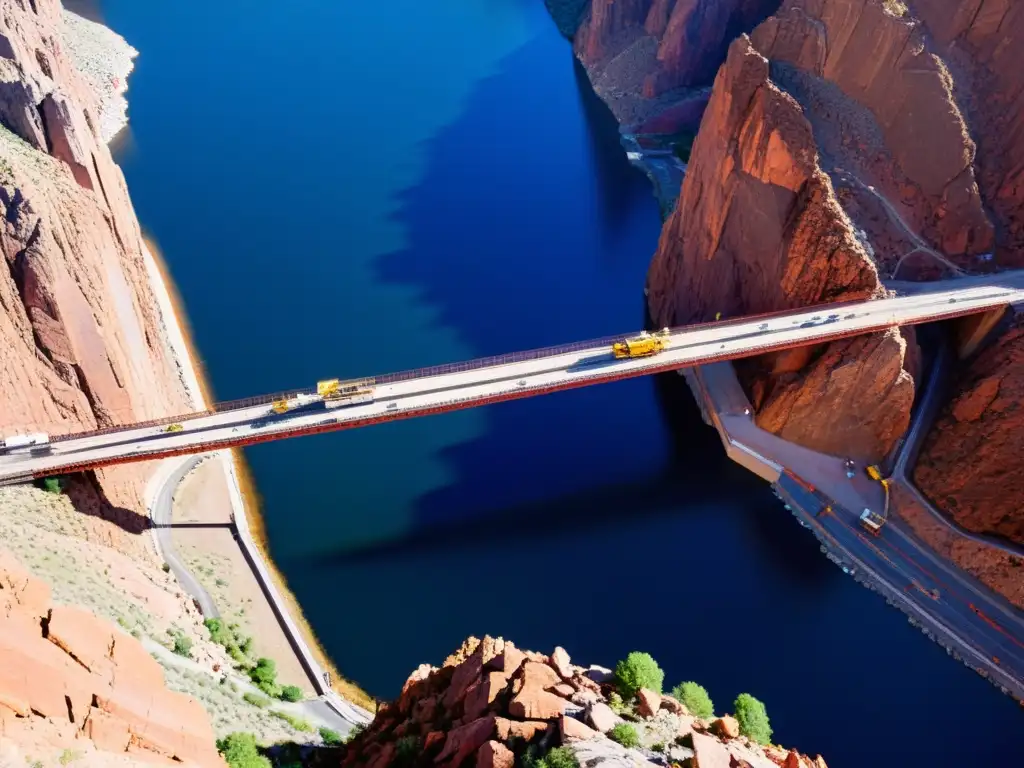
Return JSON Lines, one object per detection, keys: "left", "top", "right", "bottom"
{"left": 613, "top": 652, "right": 664, "bottom": 698}
{"left": 250, "top": 658, "right": 277, "bottom": 685}
{"left": 269, "top": 710, "right": 314, "bottom": 732}
{"left": 733, "top": 693, "right": 772, "bottom": 745}
{"left": 161, "top": 562, "right": 171, "bottom": 573}
{"left": 172, "top": 633, "right": 192, "bottom": 658}
{"left": 651, "top": 743, "right": 665, "bottom": 753}
{"left": 256, "top": 680, "right": 281, "bottom": 698}
{"left": 608, "top": 723, "right": 640, "bottom": 749}
{"left": 607, "top": 691, "right": 629, "bottom": 715}
{"left": 58, "top": 749, "right": 81, "bottom": 765}
{"left": 670, "top": 681, "right": 714, "bottom": 719}
{"left": 544, "top": 747, "right": 580, "bottom": 768}
{"left": 392, "top": 736, "right": 421, "bottom": 766}
{"left": 41, "top": 477, "right": 63, "bottom": 494}
{"left": 318, "top": 727, "right": 343, "bottom": 745}
{"left": 279, "top": 685, "right": 303, "bottom": 703}
{"left": 205, "top": 618, "right": 230, "bottom": 645}
{"left": 243, "top": 692, "right": 270, "bottom": 708}
{"left": 216, "top": 733, "right": 271, "bottom": 768}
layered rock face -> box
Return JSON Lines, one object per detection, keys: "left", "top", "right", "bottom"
{"left": 0, "top": 0, "right": 190, "bottom": 525}
{"left": 915, "top": 319, "right": 1024, "bottom": 545}
{"left": 645, "top": 0, "right": 1022, "bottom": 461}
{"left": 0, "top": 550, "right": 223, "bottom": 766}
{"left": 343, "top": 636, "right": 828, "bottom": 768}
{"left": 572, "top": 0, "right": 780, "bottom": 130}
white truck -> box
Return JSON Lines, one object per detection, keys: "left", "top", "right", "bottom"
{"left": 0, "top": 433, "right": 52, "bottom": 454}
{"left": 859, "top": 508, "right": 886, "bottom": 535}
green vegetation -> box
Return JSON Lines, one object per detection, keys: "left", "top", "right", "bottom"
{"left": 205, "top": 618, "right": 255, "bottom": 667}
{"left": 243, "top": 692, "right": 271, "bottom": 708}
{"left": 613, "top": 651, "right": 664, "bottom": 698}
{"left": 607, "top": 691, "right": 630, "bottom": 715}
{"left": 607, "top": 723, "right": 640, "bottom": 749}
{"left": 170, "top": 631, "right": 192, "bottom": 659}
{"left": 269, "top": 710, "right": 314, "bottom": 732}
{"left": 161, "top": 562, "right": 171, "bottom": 573}
{"left": 733, "top": 693, "right": 772, "bottom": 745}
{"left": 40, "top": 477, "right": 64, "bottom": 495}
{"left": 522, "top": 745, "right": 580, "bottom": 768}
{"left": 391, "top": 736, "right": 422, "bottom": 767}
{"left": 58, "top": 749, "right": 82, "bottom": 765}
{"left": 249, "top": 657, "right": 281, "bottom": 698}
{"left": 670, "top": 681, "right": 714, "bottom": 718}
{"left": 318, "top": 727, "right": 343, "bottom": 746}
{"left": 279, "top": 684, "right": 303, "bottom": 703}
{"left": 216, "top": 733, "right": 272, "bottom": 768}
{"left": 883, "top": 0, "right": 908, "bottom": 16}
{"left": 651, "top": 743, "right": 665, "bottom": 753}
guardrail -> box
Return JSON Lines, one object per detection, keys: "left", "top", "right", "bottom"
{"left": 45, "top": 291, "right": 1013, "bottom": 448}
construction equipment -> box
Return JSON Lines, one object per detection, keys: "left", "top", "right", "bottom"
{"left": 0, "top": 433, "right": 51, "bottom": 454}
{"left": 163, "top": 423, "right": 184, "bottom": 433}
{"left": 866, "top": 465, "right": 888, "bottom": 486}
{"left": 612, "top": 329, "right": 670, "bottom": 359}
{"left": 270, "top": 393, "right": 319, "bottom": 415}
{"left": 859, "top": 508, "right": 886, "bottom": 535}
{"left": 323, "top": 378, "right": 375, "bottom": 409}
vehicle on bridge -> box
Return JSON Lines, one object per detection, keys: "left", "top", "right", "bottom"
{"left": 271, "top": 393, "right": 320, "bottom": 415}
{"left": 0, "top": 432, "right": 52, "bottom": 455}
{"left": 860, "top": 508, "right": 887, "bottom": 535}
{"left": 612, "top": 329, "right": 670, "bottom": 359}
{"left": 318, "top": 378, "right": 376, "bottom": 409}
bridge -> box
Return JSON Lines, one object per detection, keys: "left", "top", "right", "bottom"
{"left": 1, "top": 278, "right": 1021, "bottom": 484}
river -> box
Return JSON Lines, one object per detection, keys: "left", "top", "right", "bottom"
{"left": 94, "top": 0, "right": 1019, "bottom": 764}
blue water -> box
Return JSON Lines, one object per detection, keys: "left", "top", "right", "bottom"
{"left": 96, "top": 0, "right": 1019, "bottom": 764}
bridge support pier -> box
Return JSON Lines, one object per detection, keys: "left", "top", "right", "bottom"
{"left": 953, "top": 305, "right": 1008, "bottom": 359}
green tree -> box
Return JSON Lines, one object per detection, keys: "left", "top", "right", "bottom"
{"left": 544, "top": 747, "right": 580, "bottom": 768}
{"left": 216, "top": 733, "right": 271, "bottom": 768}
{"left": 318, "top": 727, "right": 343, "bottom": 746}
{"left": 172, "top": 633, "right": 192, "bottom": 658}
{"left": 41, "top": 477, "right": 63, "bottom": 494}
{"left": 733, "top": 693, "right": 772, "bottom": 745}
{"left": 613, "top": 652, "right": 664, "bottom": 698}
{"left": 279, "top": 685, "right": 303, "bottom": 703}
{"left": 670, "top": 681, "right": 714, "bottom": 718}
{"left": 607, "top": 723, "right": 640, "bottom": 749}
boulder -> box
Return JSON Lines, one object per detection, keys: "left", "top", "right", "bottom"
{"left": 476, "top": 740, "right": 514, "bottom": 768}
{"left": 661, "top": 695, "right": 686, "bottom": 715}
{"left": 712, "top": 715, "right": 740, "bottom": 739}
{"left": 636, "top": 688, "right": 661, "bottom": 719}
{"left": 486, "top": 643, "right": 527, "bottom": 677}
{"left": 434, "top": 715, "right": 496, "bottom": 765}
{"left": 367, "top": 742, "right": 395, "bottom": 768}
{"left": 508, "top": 687, "right": 569, "bottom": 720}
{"left": 550, "top": 646, "right": 573, "bottom": 679}
{"left": 495, "top": 717, "right": 548, "bottom": 743}
{"left": 584, "top": 665, "right": 613, "bottom": 684}
{"left": 559, "top": 715, "right": 599, "bottom": 742}
{"left": 512, "top": 661, "right": 561, "bottom": 695}
{"left": 691, "top": 731, "right": 733, "bottom": 768}
{"left": 586, "top": 701, "right": 620, "bottom": 733}
{"left": 463, "top": 671, "right": 511, "bottom": 721}
{"left": 552, "top": 683, "right": 576, "bottom": 698}
{"left": 424, "top": 730, "right": 446, "bottom": 751}
{"left": 571, "top": 689, "right": 600, "bottom": 707}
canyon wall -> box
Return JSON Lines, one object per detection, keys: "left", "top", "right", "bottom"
{"left": 643, "top": 0, "right": 1023, "bottom": 461}
{"left": 0, "top": 0, "right": 190, "bottom": 540}
{"left": 570, "top": 0, "right": 781, "bottom": 131}
{"left": 915, "top": 319, "right": 1024, "bottom": 545}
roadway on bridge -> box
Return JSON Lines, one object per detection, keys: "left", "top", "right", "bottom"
{"left": 1, "top": 281, "right": 1021, "bottom": 483}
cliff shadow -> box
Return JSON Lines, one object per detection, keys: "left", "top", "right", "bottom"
{"left": 63, "top": 471, "right": 152, "bottom": 536}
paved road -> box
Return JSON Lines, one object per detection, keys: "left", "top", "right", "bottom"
{"left": 3, "top": 279, "right": 1022, "bottom": 483}
{"left": 151, "top": 456, "right": 219, "bottom": 618}
{"left": 690, "top": 363, "right": 1024, "bottom": 700}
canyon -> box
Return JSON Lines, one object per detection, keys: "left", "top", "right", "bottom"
{"left": 569, "top": 0, "right": 1024, "bottom": 550}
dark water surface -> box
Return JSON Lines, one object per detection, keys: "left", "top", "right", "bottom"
{"left": 98, "top": 0, "right": 1019, "bottom": 764}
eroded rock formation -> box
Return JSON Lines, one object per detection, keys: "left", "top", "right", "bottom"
{"left": 342, "top": 636, "right": 828, "bottom": 768}
{"left": 915, "top": 319, "right": 1024, "bottom": 545}
{"left": 0, "top": 0, "right": 191, "bottom": 530}
{"left": 571, "top": 0, "right": 781, "bottom": 130}
{"left": 0, "top": 550, "right": 223, "bottom": 766}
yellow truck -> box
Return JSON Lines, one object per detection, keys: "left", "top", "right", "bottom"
{"left": 612, "top": 329, "right": 670, "bottom": 359}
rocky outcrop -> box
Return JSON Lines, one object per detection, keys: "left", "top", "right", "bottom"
{"left": 646, "top": 30, "right": 913, "bottom": 461}
{"left": 340, "top": 636, "right": 828, "bottom": 768}
{"left": 0, "top": 550, "right": 223, "bottom": 766}
{"left": 571, "top": 0, "right": 780, "bottom": 130}
{"left": 0, "top": 0, "right": 191, "bottom": 535}
{"left": 915, "top": 318, "right": 1024, "bottom": 545}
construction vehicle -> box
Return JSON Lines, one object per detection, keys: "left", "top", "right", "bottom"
{"left": 859, "top": 508, "right": 886, "bottom": 535}
{"left": 163, "top": 423, "right": 184, "bottom": 433}
{"left": 866, "top": 465, "right": 888, "bottom": 486}
{"left": 323, "top": 378, "right": 375, "bottom": 409}
{"left": 0, "top": 433, "right": 51, "bottom": 455}
{"left": 612, "top": 329, "right": 670, "bottom": 359}
{"left": 270, "top": 393, "right": 320, "bottom": 415}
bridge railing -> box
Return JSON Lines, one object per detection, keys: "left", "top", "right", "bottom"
{"left": 51, "top": 289, "right": 977, "bottom": 445}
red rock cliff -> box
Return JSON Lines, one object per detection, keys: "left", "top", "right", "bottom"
{"left": 572, "top": 0, "right": 780, "bottom": 130}
{"left": 914, "top": 319, "right": 1024, "bottom": 546}
{"left": 0, "top": 0, "right": 190, "bottom": 531}
{"left": 646, "top": 0, "right": 1021, "bottom": 461}
{"left": 0, "top": 550, "right": 224, "bottom": 766}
